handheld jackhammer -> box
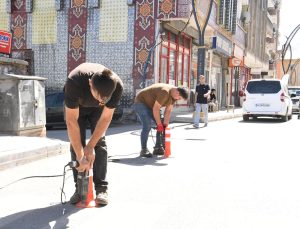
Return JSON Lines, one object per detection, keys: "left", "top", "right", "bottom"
{"left": 62, "top": 161, "right": 90, "bottom": 205}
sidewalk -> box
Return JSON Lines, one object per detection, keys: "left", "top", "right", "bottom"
{"left": 171, "top": 107, "right": 242, "bottom": 123}
{"left": 0, "top": 136, "right": 69, "bottom": 171}
{"left": 0, "top": 108, "right": 242, "bottom": 171}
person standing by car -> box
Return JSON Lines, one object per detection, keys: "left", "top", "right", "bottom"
{"left": 193, "top": 75, "right": 211, "bottom": 128}
{"left": 64, "top": 63, "right": 123, "bottom": 205}
{"left": 134, "top": 83, "right": 188, "bottom": 157}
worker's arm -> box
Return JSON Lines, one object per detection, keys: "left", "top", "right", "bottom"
{"left": 194, "top": 92, "right": 198, "bottom": 104}
{"left": 65, "top": 106, "right": 88, "bottom": 171}
{"left": 163, "top": 104, "right": 173, "bottom": 126}
{"left": 153, "top": 101, "right": 162, "bottom": 125}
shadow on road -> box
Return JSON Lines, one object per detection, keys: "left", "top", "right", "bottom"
{"left": 47, "top": 123, "right": 141, "bottom": 142}
{"left": 238, "top": 117, "right": 290, "bottom": 124}
{"left": 109, "top": 154, "right": 168, "bottom": 166}
{"left": 0, "top": 203, "right": 80, "bottom": 229}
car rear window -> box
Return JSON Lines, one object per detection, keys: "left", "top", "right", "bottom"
{"left": 288, "top": 89, "right": 300, "bottom": 96}
{"left": 246, "top": 81, "right": 281, "bottom": 94}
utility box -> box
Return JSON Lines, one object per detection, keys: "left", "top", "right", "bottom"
{"left": 0, "top": 74, "right": 46, "bottom": 136}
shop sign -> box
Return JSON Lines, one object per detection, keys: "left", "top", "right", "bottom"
{"left": 212, "top": 33, "right": 232, "bottom": 57}
{"left": 0, "top": 30, "right": 12, "bottom": 55}
{"left": 229, "top": 57, "right": 244, "bottom": 67}
{"left": 233, "top": 44, "right": 244, "bottom": 60}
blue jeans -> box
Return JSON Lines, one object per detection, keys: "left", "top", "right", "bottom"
{"left": 134, "top": 102, "right": 163, "bottom": 149}
{"left": 194, "top": 103, "right": 208, "bottom": 125}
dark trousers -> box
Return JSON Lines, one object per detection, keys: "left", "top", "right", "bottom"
{"left": 70, "top": 107, "right": 108, "bottom": 193}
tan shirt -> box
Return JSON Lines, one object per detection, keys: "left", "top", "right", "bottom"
{"left": 135, "top": 83, "right": 176, "bottom": 108}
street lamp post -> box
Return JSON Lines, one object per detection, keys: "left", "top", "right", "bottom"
{"left": 281, "top": 24, "right": 300, "bottom": 74}
{"left": 191, "top": 0, "right": 214, "bottom": 82}
{"left": 289, "top": 58, "right": 300, "bottom": 85}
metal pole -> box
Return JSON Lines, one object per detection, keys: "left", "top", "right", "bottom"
{"left": 191, "top": 0, "right": 214, "bottom": 82}
{"left": 281, "top": 24, "right": 300, "bottom": 74}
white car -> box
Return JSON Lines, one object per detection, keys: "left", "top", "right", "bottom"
{"left": 288, "top": 86, "right": 300, "bottom": 113}
{"left": 242, "top": 78, "right": 293, "bottom": 122}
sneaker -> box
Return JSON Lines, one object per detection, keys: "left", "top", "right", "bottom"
{"left": 95, "top": 191, "right": 108, "bottom": 205}
{"left": 69, "top": 190, "right": 81, "bottom": 205}
{"left": 140, "top": 148, "right": 152, "bottom": 158}
{"left": 193, "top": 124, "right": 199, "bottom": 128}
{"left": 152, "top": 147, "right": 165, "bottom": 156}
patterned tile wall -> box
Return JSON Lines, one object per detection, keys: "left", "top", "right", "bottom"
{"left": 9, "top": 0, "right": 191, "bottom": 110}
{"left": 28, "top": 2, "right": 68, "bottom": 93}
{"left": 67, "top": 0, "right": 87, "bottom": 74}
{"left": 132, "top": 0, "right": 190, "bottom": 91}
{"left": 11, "top": 0, "right": 27, "bottom": 50}
{"left": 32, "top": 0, "right": 57, "bottom": 44}
{"left": 99, "top": 0, "right": 128, "bottom": 43}
{"left": 86, "top": 6, "right": 135, "bottom": 108}
{"left": 27, "top": 1, "right": 135, "bottom": 108}
{"left": 0, "top": 1, "right": 9, "bottom": 31}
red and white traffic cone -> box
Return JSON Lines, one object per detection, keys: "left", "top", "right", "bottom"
{"left": 76, "top": 169, "right": 96, "bottom": 208}
{"left": 164, "top": 127, "right": 171, "bottom": 158}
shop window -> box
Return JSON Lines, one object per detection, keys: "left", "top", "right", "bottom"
{"left": 169, "top": 50, "right": 175, "bottom": 85}
{"left": 160, "top": 57, "right": 168, "bottom": 83}
{"left": 177, "top": 52, "right": 182, "bottom": 86}
{"left": 159, "top": 32, "right": 191, "bottom": 89}
{"left": 183, "top": 55, "right": 189, "bottom": 87}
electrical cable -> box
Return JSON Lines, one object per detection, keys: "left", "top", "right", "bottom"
{"left": 0, "top": 162, "right": 76, "bottom": 205}
{"left": 0, "top": 174, "right": 63, "bottom": 190}
{"left": 60, "top": 164, "right": 69, "bottom": 204}
{"left": 178, "top": 11, "right": 193, "bottom": 35}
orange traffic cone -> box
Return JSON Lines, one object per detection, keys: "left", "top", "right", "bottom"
{"left": 164, "top": 127, "right": 171, "bottom": 158}
{"left": 76, "top": 169, "right": 96, "bottom": 208}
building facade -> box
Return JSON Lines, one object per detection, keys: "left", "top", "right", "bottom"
{"left": 0, "top": 0, "right": 279, "bottom": 116}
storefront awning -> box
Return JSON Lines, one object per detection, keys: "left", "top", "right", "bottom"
{"left": 160, "top": 19, "right": 199, "bottom": 40}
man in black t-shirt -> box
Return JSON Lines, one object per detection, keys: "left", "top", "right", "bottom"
{"left": 64, "top": 63, "right": 123, "bottom": 205}
{"left": 193, "top": 75, "right": 210, "bottom": 128}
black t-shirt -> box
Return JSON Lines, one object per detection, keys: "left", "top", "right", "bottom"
{"left": 196, "top": 84, "right": 210, "bottom": 104}
{"left": 64, "top": 63, "right": 123, "bottom": 109}
{"left": 210, "top": 93, "right": 216, "bottom": 101}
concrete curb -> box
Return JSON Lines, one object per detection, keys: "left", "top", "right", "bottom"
{"left": 0, "top": 140, "right": 69, "bottom": 171}
{"left": 173, "top": 112, "right": 242, "bottom": 123}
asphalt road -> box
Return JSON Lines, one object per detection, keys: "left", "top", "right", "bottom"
{"left": 1, "top": 116, "right": 300, "bottom": 229}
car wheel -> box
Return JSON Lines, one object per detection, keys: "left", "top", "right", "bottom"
{"left": 253, "top": 116, "right": 258, "bottom": 120}
{"left": 243, "top": 115, "right": 249, "bottom": 121}
{"left": 288, "top": 115, "right": 292, "bottom": 120}
{"left": 281, "top": 115, "right": 288, "bottom": 122}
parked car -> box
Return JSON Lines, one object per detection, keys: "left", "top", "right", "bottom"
{"left": 288, "top": 86, "right": 300, "bottom": 113}
{"left": 45, "top": 92, "right": 123, "bottom": 129}
{"left": 45, "top": 92, "right": 65, "bottom": 129}
{"left": 242, "top": 78, "right": 293, "bottom": 122}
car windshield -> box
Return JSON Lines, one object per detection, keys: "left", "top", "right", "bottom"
{"left": 246, "top": 81, "right": 281, "bottom": 94}
{"left": 46, "top": 93, "right": 64, "bottom": 107}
